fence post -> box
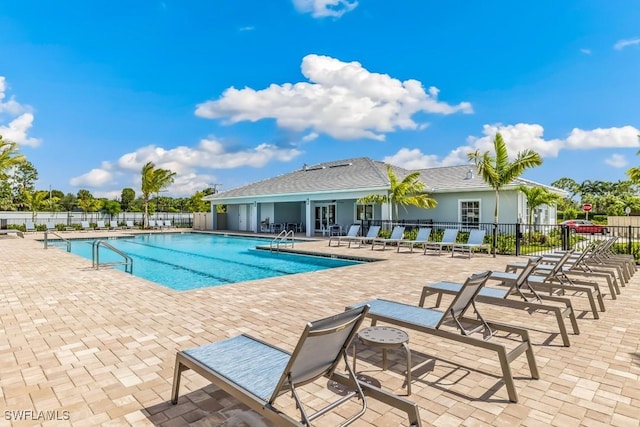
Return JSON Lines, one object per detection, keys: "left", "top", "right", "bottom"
{"left": 515, "top": 223, "right": 521, "bottom": 256}
{"left": 561, "top": 225, "right": 571, "bottom": 251}
{"left": 492, "top": 223, "right": 497, "bottom": 257}
{"left": 628, "top": 225, "right": 633, "bottom": 256}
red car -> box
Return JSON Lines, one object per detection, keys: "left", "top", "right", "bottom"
{"left": 559, "top": 220, "right": 609, "bottom": 235}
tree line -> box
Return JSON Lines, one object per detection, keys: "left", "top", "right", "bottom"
{"left": 0, "top": 135, "right": 214, "bottom": 225}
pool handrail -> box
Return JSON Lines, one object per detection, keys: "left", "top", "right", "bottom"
{"left": 92, "top": 240, "right": 133, "bottom": 274}
{"left": 270, "top": 229, "right": 295, "bottom": 252}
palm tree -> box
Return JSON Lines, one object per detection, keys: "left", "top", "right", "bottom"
{"left": 357, "top": 164, "right": 436, "bottom": 221}
{"left": 468, "top": 132, "right": 543, "bottom": 256}
{"left": 0, "top": 135, "right": 26, "bottom": 179}
{"left": 141, "top": 161, "right": 176, "bottom": 228}
{"left": 21, "top": 189, "right": 48, "bottom": 221}
{"left": 517, "top": 185, "right": 561, "bottom": 239}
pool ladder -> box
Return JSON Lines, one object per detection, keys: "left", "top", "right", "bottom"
{"left": 270, "top": 229, "right": 295, "bottom": 252}
{"left": 44, "top": 230, "right": 71, "bottom": 252}
{"left": 92, "top": 240, "right": 133, "bottom": 274}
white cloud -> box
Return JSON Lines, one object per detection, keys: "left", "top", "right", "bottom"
{"left": 565, "top": 126, "right": 639, "bottom": 149}
{"left": 614, "top": 38, "right": 640, "bottom": 50}
{"left": 70, "top": 137, "right": 302, "bottom": 196}
{"left": 580, "top": 48, "right": 592, "bottom": 55}
{"left": 605, "top": 153, "right": 628, "bottom": 168}
{"left": 385, "top": 123, "right": 640, "bottom": 170}
{"left": 238, "top": 26, "right": 255, "bottom": 32}
{"left": 0, "top": 76, "right": 40, "bottom": 147}
{"left": 196, "top": 54, "right": 472, "bottom": 141}
{"left": 383, "top": 148, "right": 442, "bottom": 170}
{"left": 69, "top": 168, "right": 113, "bottom": 187}
{"left": 292, "top": 0, "right": 358, "bottom": 18}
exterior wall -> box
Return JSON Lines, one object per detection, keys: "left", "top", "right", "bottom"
{"left": 336, "top": 200, "right": 356, "bottom": 228}
{"left": 226, "top": 205, "right": 240, "bottom": 230}
{"left": 274, "top": 202, "right": 301, "bottom": 223}
{"left": 398, "top": 190, "right": 521, "bottom": 223}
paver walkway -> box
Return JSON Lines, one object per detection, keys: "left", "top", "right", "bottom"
{"left": 0, "top": 231, "right": 639, "bottom": 426}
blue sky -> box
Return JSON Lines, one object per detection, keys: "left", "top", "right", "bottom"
{"left": 1, "top": 0, "right": 639, "bottom": 198}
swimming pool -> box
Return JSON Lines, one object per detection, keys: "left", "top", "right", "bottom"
{"left": 65, "top": 233, "right": 360, "bottom": 291}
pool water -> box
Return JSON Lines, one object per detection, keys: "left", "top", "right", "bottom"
{"left": 66, "top": 233, "right": 359, "bottom": 291}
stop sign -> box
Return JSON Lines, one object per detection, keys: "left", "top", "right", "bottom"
{"left": 582, "top": 203, "right": 592, "bottom": 212}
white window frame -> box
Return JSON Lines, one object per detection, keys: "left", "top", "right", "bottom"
{"left": 459, "top": 199, "right": 481, "bottom": 226}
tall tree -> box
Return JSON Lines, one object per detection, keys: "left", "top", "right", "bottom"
{"left": 468, "top": 132, "right": 543, "bottom": 256}
{"left": 551, "top": 177, "right": 580, "bottom": 200}
{"left": 76, "top": 189, "right": 101, "bottom": 219}
{"left": 121, "top": 188, "right": 135, "bottom": 211}
{"left": 102, "top": 199, "right": 122, "bottom": 220}
{"left": 0, "top": 135, "right": 26, "bottom": 179}
{"left": 356, "top": 164, "right": 436, "bottom": 220}
{"left": 59, "top": 193, "right": 77, "bottom": 211}
{"left": 21, "top": 189, "right": 49, "bottom": 221}
{"left": 141, "top": 162, "right": 176, "bottom": 228}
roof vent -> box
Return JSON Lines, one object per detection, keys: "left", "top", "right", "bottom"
{"left": 328, "top": 162, "right": 353, "bottom": 169}
{"left": 465, "top": 169, "right": 473, "bottom": 180}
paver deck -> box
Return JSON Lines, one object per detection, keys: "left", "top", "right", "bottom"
{"left": 0, "top": 230, "right": 639, "bottom": 426}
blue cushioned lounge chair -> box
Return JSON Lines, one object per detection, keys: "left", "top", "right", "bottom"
{"left": 371, "top": 226, "right": 405, "bottom": 251}
{"left": 423, "top": 228, "right": 458, "bottom": 255}
{"left": 348, "top": 225, "right": 381, "bottom": 248}
{"left": 420, "top": 257, "right": 579, "bottom": 347}
{"left": 396, "top": 227, "right": 431, "bottom": 253}
{"left": 171, "top": 306, "right": 423, "bottom": 427}
{"left": 451, "top": 229, "right": 488, "bottom": 258}
{"left": 328, "top": 224, "right": 360, "bottom": 247}
{"left": 348, "top": 270, "right": 539, "bottom": 403}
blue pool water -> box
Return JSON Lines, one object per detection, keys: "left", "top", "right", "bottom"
{"left": 65, "top": 233, "right": 359, "bottom": 291}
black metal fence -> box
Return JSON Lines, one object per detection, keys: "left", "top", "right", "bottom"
{"left": 359, "top": 219, "right": 640, "bottom": 260}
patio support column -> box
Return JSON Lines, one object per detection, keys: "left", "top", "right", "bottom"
{"left": 211, "top": 204, "right": 218, "bottom": 230}
{"left": 305, "top": 198, "right": 312, "bottom": 237}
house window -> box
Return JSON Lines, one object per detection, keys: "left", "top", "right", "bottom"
{"left": 356, "top": 204, "right": 373, "bottom": 221}
{"left": 460, "top": 200, "right": 480, "bottom": 226}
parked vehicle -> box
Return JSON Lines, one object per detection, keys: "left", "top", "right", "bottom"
{"left": 559, "top": 219, "right": 609, "bottom": 235}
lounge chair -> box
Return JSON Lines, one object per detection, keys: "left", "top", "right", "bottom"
{"left": 109, "top": 220, "right": 120, "bottom": 231}
{"left": 163, "top": 219, "right": 174, "bottom": 229}
{"left": 499, "top": 251, "right": 605, "bottom": 319}
{"left": 451, "top": 229, "right": 488, "bottom": 258}
{"left": 125, "top": 220, "right": 136, "bottom": 229}
{"left": 396, "top": 227, "right": 431, "bottom": 253}
{"left": 96, "top": 220, "right": 108, "bottom": 231}
{"left": 371, "top": 226, "right": 405, "bottom": 251}
{"left": 80, "top": 221, "right": 92, "bottom": 232}
{"left": 506, "top": 242, "right": 620, "bottom": 300}
{"left": 45, "top": 222, "right": 57, "bottom": 232}
{"left": 348, "top": 270, "right": 539, "bottom": 403}
{"left": 348, "top": 225, "right": 381, "bottom": 248}
{"left": 25, "top": 221, "right": 36, "bottom": 233}
{"left": 171, "top": 306, "right": 423, "bottom": 427}
{"left": 420, "top": 257, "right": 580, "bottom": 347}
{"left": 328, "top": 224, "right": 360, "bottom": 247}
{"left": 148, "top": 219, "right": 158, "bottom": 229}
{"left": 423, "top": 228, "right": 459, "bottom": 255}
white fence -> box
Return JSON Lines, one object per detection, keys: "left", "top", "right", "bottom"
{"left": 0, "top": 211, "right": 194, "bottom": 228}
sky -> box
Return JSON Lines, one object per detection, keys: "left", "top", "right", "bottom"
{"left": 1, "top": 0, "right": 639, "bottom": 198}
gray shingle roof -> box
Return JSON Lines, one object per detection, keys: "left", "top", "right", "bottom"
{"left": 205, "top": 157, "right": 562, "bottom": 200}
{"left": 206, "top": 157, "right": 392, "bottom": 200}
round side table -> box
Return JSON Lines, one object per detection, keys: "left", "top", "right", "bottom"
{"left": 353, "top": 325, "right": 412, "bottom": 395}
